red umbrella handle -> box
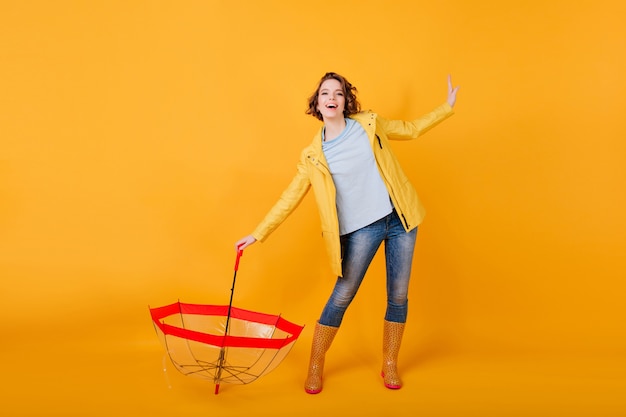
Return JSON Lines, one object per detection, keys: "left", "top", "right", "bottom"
{"left": 234, "top": 246, "right": 243, "bottom": 271}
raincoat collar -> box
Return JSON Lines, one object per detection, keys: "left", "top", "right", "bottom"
{"left": 307, "top": 111, "right": 377, "bottom": 152}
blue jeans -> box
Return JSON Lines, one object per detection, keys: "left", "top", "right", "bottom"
{"left": 318, "top": 209, "right": 418, "bottom": 327}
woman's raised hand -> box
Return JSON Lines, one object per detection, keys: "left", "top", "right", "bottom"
{"left": 447, "top": 74, "right": 459, "bottom": 107}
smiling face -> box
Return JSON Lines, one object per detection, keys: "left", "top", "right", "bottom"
{"left": 316, "top": 79, "right": 346, "bottom": 121}
{"left": 305, "top": 72, "right": 361, "bottom": 121}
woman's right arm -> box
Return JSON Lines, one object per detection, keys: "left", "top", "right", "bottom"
{"left": 234, "top": 154, "right": 311, "bottom": 252}
{"left": 234, "top": 235, "right": 257, "bottom": 251}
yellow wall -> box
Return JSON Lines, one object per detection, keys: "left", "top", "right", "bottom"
{"left": 1, "top": 1, "right": 625, "bottom": 415}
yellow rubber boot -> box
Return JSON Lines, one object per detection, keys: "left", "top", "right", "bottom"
{"left": 304, "top": 322, "right": 338, "bottom": 394}
{"left": 381, "top": 320, "right": 405, "bottom": 389}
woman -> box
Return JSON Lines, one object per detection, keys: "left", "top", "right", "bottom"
{"left": 235, "top": 72, "right": 459, "bottom": 393}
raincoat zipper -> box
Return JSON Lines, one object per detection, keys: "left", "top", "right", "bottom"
{"left": 374, "top": 135, "right": 410, "bottom": 230}
{"left": 307, "top": 154, "right": 330, "bottom": 175}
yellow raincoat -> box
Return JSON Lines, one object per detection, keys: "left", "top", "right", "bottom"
{"left": 252, "top": 103, "right": 454, "bottom": 277}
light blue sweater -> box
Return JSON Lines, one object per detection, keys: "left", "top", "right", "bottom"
{"left": 322, "top": 118, "right": 392, "bottom": 235}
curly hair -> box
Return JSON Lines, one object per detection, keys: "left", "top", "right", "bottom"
{"left": 305, "top": 72, "right": 361, "bottom": 121}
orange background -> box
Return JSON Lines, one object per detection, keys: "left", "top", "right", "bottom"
{"left": 1, "top": 1, "right": 625, "bottom": 416}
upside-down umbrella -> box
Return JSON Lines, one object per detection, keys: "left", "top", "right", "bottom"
{"left": 149, "top": 249, "right": 304, "bottom": 394}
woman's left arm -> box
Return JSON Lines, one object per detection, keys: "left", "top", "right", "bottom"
{"left": 447, "top": 74, "right": 460, "bottom": 107}
{"left": 380, "top": 75, "right": 459, "bottom": 140}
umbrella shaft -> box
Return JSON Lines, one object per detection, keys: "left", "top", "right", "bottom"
{"left": 214, "top": 347, "right": 226, "bottom": 384}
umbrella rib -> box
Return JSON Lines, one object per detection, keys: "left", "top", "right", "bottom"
{"left": 233, "top": 327, "right": 281, "bottom": 380}
{"left": 178, "top": 311, "right": 218, "bottom": 379}
{"left": 215, "top": 324, "right": 277, "bottom": 384}
{"left": 215, "top": 365, "right": 256, "bottom": 384}
{"left": 248, "top": 347, "right": 283, "bottom": 382}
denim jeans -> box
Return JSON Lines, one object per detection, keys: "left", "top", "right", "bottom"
{"left": 318, "top": 209, "right": 418, "bottom": 327}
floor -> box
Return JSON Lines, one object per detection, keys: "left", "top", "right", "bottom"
{"left": 2, "top": 322, "right": 625, "bottom": 417}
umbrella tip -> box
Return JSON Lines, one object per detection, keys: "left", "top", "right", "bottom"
{"left": 214, "top": 384, "right": 220, "bottom": 395}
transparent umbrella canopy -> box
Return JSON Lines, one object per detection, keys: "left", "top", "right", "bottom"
{"left": 149, "top": 250, "right": 304, "bottom": 394}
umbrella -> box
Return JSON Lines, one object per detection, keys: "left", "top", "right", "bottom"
{"left": 149, "top": 249, "right": 304, "bottom": 394}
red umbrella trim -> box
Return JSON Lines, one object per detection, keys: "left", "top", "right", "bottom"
{"left": 150, "top": 301, "right": 304, "bottom": 349}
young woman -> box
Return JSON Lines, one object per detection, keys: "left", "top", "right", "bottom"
{"left": 235, "top": 72, "right": 459, "bottom": 393}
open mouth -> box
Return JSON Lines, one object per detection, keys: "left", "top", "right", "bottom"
{"left": 326, "top": 104, "right": 337, "bottom": 109}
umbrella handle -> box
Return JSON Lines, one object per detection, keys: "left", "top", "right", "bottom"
{"left": 234, "top": 246, "right": 244, "bottom": 271}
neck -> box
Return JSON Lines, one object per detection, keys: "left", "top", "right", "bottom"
{"left": 322, "top": 117, "right": 346, "bottom": 142}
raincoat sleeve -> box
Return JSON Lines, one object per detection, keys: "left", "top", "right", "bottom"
{"left": 378, "top": 102, "right": 454, "bottom": 140}
{"left": 251, "top": 155, "right": 311, "bottom": 243}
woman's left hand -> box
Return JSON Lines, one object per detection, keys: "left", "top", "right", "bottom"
{"left": 447, "top": 74, "right": 459, "bottom": 107}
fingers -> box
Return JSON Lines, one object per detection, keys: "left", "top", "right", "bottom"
{"left": 448, "top": 74, "right": 458, "bottom": 93}
{"left": 235, "top": 236, "right": 256, "bottom": 251}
